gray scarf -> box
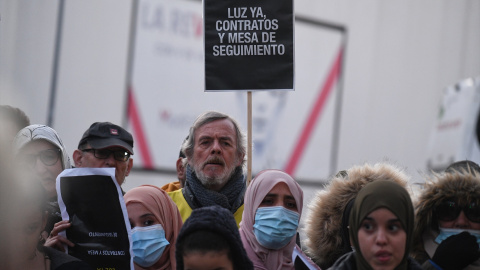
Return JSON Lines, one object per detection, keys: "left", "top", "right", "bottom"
{"left": 183, "top": 165, "right": 246, "bottom": 213}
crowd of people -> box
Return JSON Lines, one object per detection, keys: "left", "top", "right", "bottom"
{"left": 1, "top": 104, "right": 480, "bottom": 270}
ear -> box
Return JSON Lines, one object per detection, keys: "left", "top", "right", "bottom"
{"left": 176, "top": 158, "right": 185, "bottom": 179}
{"left": 236, "top": 153, "right": 245, "bottom": 167}
{"left": 125, "top": 158, "right": 133, "bottom": 177}
{"left": 73, "top": 149, "right": 83, "bottom": 167}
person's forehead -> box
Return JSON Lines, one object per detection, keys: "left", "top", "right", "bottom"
{"left": 21, "top": 139, "right": 57, "bottom": 153}
{"left": 195, "top": 119, "right": 237, "bottom": 139}
{"left": 267, "top": 182, "right": 293, "bottom": 196}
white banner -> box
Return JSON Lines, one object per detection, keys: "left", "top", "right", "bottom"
{"left": 426, "top": 77, "right": 480, "bottom": 171}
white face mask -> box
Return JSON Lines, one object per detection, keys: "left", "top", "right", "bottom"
{"left": 435, "top": 227, "right": 480, "bottom": 247}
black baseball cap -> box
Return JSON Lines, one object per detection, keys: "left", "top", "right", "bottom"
{"left": 78, "top": 122, "right": 134, "bottom": 154}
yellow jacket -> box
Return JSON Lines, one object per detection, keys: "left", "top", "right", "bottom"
{"left": 168, "top": 188, "right": 244, "bottom": 227}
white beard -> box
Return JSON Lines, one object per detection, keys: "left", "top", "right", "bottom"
{"left": 192, "top": 156, "right": 238, "bottom": 188}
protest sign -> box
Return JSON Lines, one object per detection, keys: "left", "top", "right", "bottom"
{"left": 204, "top": 0, "right": 294, "bottom": 91}
{"left": 56, "top": 168, "right": 133, "bottom": 269}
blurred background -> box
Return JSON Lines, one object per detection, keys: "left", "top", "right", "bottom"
{"left": 1, "top": 0, "right": 480, "bottom": 209}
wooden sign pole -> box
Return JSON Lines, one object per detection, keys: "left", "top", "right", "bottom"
{"left": 247, "top": 91, "right": 253, "bottom": 186}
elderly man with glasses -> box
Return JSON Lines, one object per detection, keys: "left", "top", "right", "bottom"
{"left": 72, "top": 122, "right": 134, "bottom": 187}
{"left": 412, "top": 160, "right": 480, "bottom": 270}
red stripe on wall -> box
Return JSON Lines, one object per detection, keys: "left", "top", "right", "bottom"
{"left": 128, "top": 87, "right": 154, "bottom": 169}
{"left": 284, "top": 47, "right": 344, "bottom": 176}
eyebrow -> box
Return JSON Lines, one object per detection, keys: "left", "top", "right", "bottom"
{"left": 219, "top": 136, "right": 234, "bottom": 142}
{"left": 388, "top": 219, "right": 401, "bottom": 223}
{"left": 264, "top": 194, "right": 296, "bottom": 201}
{"left": 285, "top": 195, "right": 295, "bottom": 200}
{"left": 198, "top": 135, "right": 234, "bottom": 142}
{"left": 264, "top": 194, "right": 278, "bottom": 199}
{"left": 140, "top": 213, "right": 155, "bottom": 219}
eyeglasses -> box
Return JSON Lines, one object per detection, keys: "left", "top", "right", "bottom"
{"left": 82, "top": 148, "right": 131, "bottom": 162}
{"left": 21, "top": 149, "right": 61, "bottom": 169}
{"left": 435, "top": 200, "right": 480, "bottom": 223}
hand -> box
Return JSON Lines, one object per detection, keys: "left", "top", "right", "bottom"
{"left": 432, "top": 231, "right": 480, "bottom": 270}
{"left": 44, "top": 220, "right": 74, "bottom": 252}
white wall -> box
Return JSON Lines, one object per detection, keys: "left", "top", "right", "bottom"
{"left": 1, "top": 0, "right": 479, "bottom": 194}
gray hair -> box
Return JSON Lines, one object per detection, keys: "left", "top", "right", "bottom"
{"left": 182, "top": 111, "right": 246, "bottom": 167}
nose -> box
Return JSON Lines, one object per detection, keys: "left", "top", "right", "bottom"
{"left": 375, "top": 228, "right": 388, "bottom": 246}
{"left": 210, "top": 139, "right": 221, "bottom": 154}
{"left": 454, "top": 211, "right": 470, "bottom": 229}
{"left": 104, "top": 153, "right": 117, "bottom": 167}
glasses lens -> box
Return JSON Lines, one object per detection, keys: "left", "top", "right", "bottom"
{"left": 436, "top": 201, "right": 460, "bottom": 222}
{"left": 465, "top": 203, "right": 480, "bottom": 223}
{"left": 93, "top": 149, "right": 110, "bottom": 159}
{"left": 113, "top": 150, "right": 129, "bottom": 161}
{"left": 40, "top": 149, "right": 60, "bottom": 166}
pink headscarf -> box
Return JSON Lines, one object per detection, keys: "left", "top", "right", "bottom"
{"left": 239, "top": 170, "right": 304, "bottom": 270}
{"left": 125, "top": 185, "right": 183, "bottom": 270}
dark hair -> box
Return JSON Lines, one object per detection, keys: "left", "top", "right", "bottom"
{"left": 445, "top": 160, "right": 480, "bottom": 174}
{"left": 175, "top": 206, "right": 253, "bottom": 270}
{"left": 178, "top": 230, "right": 232, "bottom": 259}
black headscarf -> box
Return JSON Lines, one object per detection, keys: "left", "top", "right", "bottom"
{"left": 349, "top": 181, "right": 414, "bottom": 270}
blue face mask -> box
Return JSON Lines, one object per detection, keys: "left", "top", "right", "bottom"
{"left": 253, "top": 206, "right": 299, "bottom": 249}
{"left": 435, "top": 227, "right": 480, "bottom": 247}
{"left": 131, "top": 224, "right": 170, "bottom": 267}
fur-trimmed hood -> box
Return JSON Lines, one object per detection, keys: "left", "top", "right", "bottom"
{"left": 412, "top": 170, "right": 480, "bottom": 262}
{"left": 303, "top": 163, "right": 410, "bottom": 269}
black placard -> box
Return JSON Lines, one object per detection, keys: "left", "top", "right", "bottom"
{"left": 57, "top": 168, "right": 132, "bottom": 269}
{"left": 204, "top": 0, "right": 294, "bottom": 91}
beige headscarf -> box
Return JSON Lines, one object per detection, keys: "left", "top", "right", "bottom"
{"left": 125, "top": 185, "right": 183, "bottom": 270}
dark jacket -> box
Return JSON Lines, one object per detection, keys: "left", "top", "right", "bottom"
{"left": 412, "top": 170, "right": 480, "bottom": 269}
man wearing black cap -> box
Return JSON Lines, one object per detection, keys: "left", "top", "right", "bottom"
{"left": 44, "top": 122, "right": 134, "bottom": 252}
{"left": 73, "top": 122, "right": 134, "bottom": 186}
